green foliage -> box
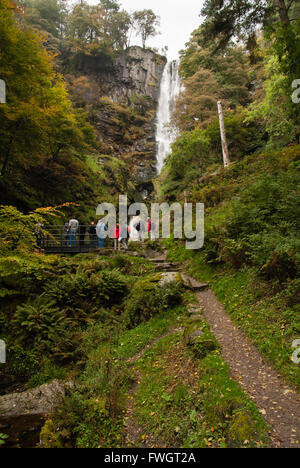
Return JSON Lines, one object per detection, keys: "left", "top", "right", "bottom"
{"left": 28, "top": 360, "right": 67, "bottom": 388}
{"left": 246, "top": 54, "right": 300, "bottom": 148}
{"left": 227, "top": 411, "right": 257, "bottom": 447}
{"left": 40, "top": 419, "right": 64, "bottom": 448}
{"left": 64, "top": 0, "right": 132, "bottom": 54}
{"left": 199, "top": 0, "right": 300, "bottom": 145}
{"left": 201, "top": 149, "right": 300, "bottom": 280}
{"left": 0, "top": 0, "right": 98, "bottom": 211}
{"left": 1, "top": 250, "right": 132, "bottom": 379}
{"left": 179, "top": 27, "right": 251, "bottom": 104}
{"left": 44, "top": 269, "right": 128, "bottom": 309}
{"left": 10, "top": 297, "right": 78, "bottom": 361}
{"left": 159, "top": 112, "right": 261, "bottom": 201}
{"left": 0, "top": 205, "right": 67, "bottom": 253}
{"left": 186, "top": 322, "right": 220, "bottom": 360}
{"left": 7, "top": 345, "right": 40, "bottom": 379}
{"left": 165, "top": 147, "right": 300, "bottom": 389}
{"left": 25, "top": 0, "right": 68, "bottom": 39}
{"left": 42, "top": 390, "right": 124, "bottom": 448}
{"left": 123, "top": 275, "right": 183, "bottom": 328}
{"left": 0, "top": 433, "right": 8, "bottom": 447}
{"left": 200, "top": 0, "right": 294, "bottom": 50}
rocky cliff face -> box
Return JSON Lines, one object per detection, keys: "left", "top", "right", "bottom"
{"left": 71, "top": 46, "right": 166, "bottom": 104}
{"left": 66, "top": 47, "right": 167, "bottom": 195}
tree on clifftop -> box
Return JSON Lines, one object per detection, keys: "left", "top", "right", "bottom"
{"left": 133, "top": 9, "right": 160, "bottom": 49}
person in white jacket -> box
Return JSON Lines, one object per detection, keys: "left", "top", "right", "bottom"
{"left": 68, "top": 217, "right": 79, "bottom": 247}
{"left": 96, "top": 219, "right": 107, "bottom": 248}
{"left": 129, "top": 215, "right": 145, "bottom": 242}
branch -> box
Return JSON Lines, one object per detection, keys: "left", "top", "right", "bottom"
{"left": 286, "top": 0, "right": 294, "bottom": 12}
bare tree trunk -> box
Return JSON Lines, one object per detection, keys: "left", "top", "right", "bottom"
{"left": 276, "top": 0, "right": 290, "bottom": 25}
{"left": 217, "top": 101, "right": 230, "bottom": 168}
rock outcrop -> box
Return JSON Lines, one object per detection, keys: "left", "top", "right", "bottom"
{"left": 66, "top": 47, "right": 167, "bottom": 193}
{"left": 0, "top": 380, "right": 73, "bottom": 418}
{"left": 71, "top": 46, "right": 166, "bottom": 104}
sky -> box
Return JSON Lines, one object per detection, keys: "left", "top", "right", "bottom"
{"left": 86, "top": 0, "right": 205, "bottom": 60}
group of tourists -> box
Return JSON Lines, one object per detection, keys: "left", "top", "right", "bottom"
{"left": 62, "top": 215, "right": 155, "bottom": 251}
{"left": 63, "top": 217, "right": 97, "bottom": 248}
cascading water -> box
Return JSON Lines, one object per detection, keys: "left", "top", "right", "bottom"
{"left": 155, "top": 60, "right": 181, "bottom": 174}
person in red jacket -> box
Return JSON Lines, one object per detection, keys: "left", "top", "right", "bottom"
{"left": 114, "top": 224, "right": 120, "bottom": 251}
{"left": 148, "top": 217, "right": 155, "bottom": 241}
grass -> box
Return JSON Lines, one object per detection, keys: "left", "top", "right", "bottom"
{"left": 41, "top": 302, "right": 187, "bottom": 448}
{"left": 114, "top": 306, "right": 185, "bottom": 360}
{"left": 36, "top": 267, "right": 273, "bottom": 449}
{"left": 31, "top": 250, "right": 273, "bottom": 449}
{"left": 133, "top": 323, "right": 271, "bottom": 448}
{"left": 167, "top": 241, "right": 300, "bottom": 391}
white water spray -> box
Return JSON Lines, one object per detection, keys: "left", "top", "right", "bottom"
{"left": 155, "top": 61, "right": 181, "bottom": 174}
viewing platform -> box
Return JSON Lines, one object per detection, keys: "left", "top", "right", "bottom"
{"left": 37, "top": 225, "right": 115, "bottom": 254}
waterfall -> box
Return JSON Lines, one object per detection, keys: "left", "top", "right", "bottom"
{"left": 155, "top": 60, "right": 181, "bottom": 174}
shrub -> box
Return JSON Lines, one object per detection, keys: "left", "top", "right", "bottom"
{"left": 199, "top": 149, "right": 300, "bottom": 280}
{"left": 43, "top": 390, "right": 123, "bottom": 448}
{"left": 123, "top": 275, "right": 183, "bottom": 328}
{"left": 10, "top": 298, "right": 79, "bottom": 361}
{"left": 7, "top": 345, "right": 40, "bottom": 379}
{"left": 44, "top": 269, "right": 128, "bottom": 310}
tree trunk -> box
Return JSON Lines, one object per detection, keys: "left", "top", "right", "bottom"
{"left": 276, "top": 0, "right": 290, "bottom": 25}
{"left": 217, "top": 101, "right": 230, "bottom": 168}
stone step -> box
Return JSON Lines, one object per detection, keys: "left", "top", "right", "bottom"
{"left": 149, "top": 256, "right": 167, "bottom": 263}
{"left": 154, "top": 263, "right": 178, "bottom": 272}
{"left": 126, "top": 251, "right": 146, "bottom": 257}
{"left": 181, "top": 274, "right": 209, "bottom": 291}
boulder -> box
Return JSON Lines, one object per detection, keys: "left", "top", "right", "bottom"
{"left": 0, "top": 380, "right": 73, "bottom": 418}
{"left": 180, "top": 274, "right": 209, "bottom": 291}
{"left": 159, "top": 272, "right": 181, "bottom": 286}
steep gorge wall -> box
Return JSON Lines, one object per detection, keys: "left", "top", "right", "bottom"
{"left": 66, "top": 47, "right": 167, "bottom": 192}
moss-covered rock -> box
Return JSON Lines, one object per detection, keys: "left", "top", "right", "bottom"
{"left": 40, "top": 419, "right": 64, "bottom": 448}
{"left": 227, "top": 411, "right": 256, "bottom": 447}
{"left": 185, "top": 321, "right": 220, "bottom": 359}
{"left": 123, "top": 274, "right": 183, "bottom": 328}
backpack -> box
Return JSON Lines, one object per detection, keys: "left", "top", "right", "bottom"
{"left": 134, "top": 222, "right": 141, "bottom": 232}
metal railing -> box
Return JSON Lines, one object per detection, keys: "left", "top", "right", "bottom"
{"left": 37, "top": 225, "right": 114, "bottom": 253}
